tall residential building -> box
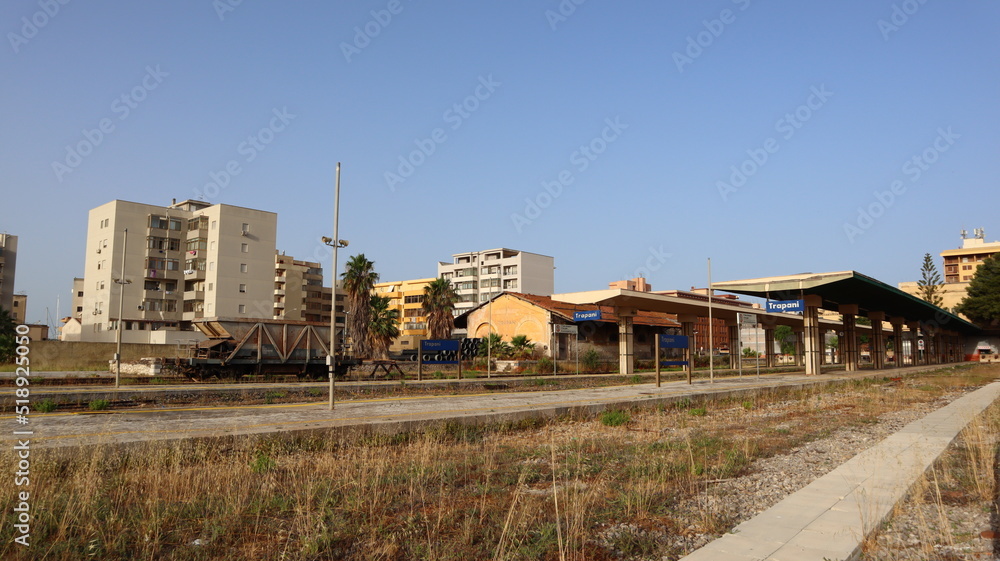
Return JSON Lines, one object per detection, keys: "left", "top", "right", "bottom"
{"left": 373, "top": 278, "right": 435, "bottom": 352}
{"left": 437, "top": 248, "right": 554, "bottom": 316}
{"left": 0, "top": 233, "right": 17, "bottom": 314}
{"left": 273, "top": 252, "right": 332, "bottom": 323}
{"left": 899, "top": 228, "right": 1000, "bottom": 313}
{"left": 11, "top": 294, "right": 26, "bottom": 324}
{"left": 72, "top": 199, "right": 278, "bottom": 343}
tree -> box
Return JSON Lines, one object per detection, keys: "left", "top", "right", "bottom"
{"left": 422, "top": 277, "right": 459, "bottom": 339}
{"left": 478, "top": 333, "right": 511, "bottom": 360}
{"left": 368, "top": 294, "right": 400, "bottom": 360}
{"left": 341, "top": 254, "right": 379, "bottom": 358}
{"left": 0, "top": 307, "right": 16, "bottom": 363}
{"left": 917, "top": 253, "right": 944, "bottom": 308}
{"left": 509, "top": 335, "right": 535, "bottom": 359}
{"left": 956, "top": 254, "right": 1000, "bottom": 328}
{"left": 774, "top": 325, "right": 795, "bottom": 355}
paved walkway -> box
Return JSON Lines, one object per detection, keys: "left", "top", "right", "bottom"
{"left": 680, "top": 380, "right": 1000, "bottom": 561}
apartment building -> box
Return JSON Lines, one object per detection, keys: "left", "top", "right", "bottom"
{"left": 11, "top": 294, "right": 26, "bottom": 324}
{"left": 273, "top": 252, "right": 332, "bottom": 323}
{"left": 438, "top": 248, "right": 554, "bottom": 316}
{"left": 0, "top": 233, "right": 17, "bottom": 314}
{"left": 71, "top": 198, "right": 278, "bottom": 343}
{"left": 899, "top": 228, "right": 1000, "bottom": 313}
{"left": 373, "top": 278, "right": 435, "bottom": 352}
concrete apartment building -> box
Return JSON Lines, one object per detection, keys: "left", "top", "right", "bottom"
{"left": 11, "top": 294, "right": 26, "bottom": 324}
{"left": 373, "top": 278, "right": 435, "bottom": 353}
{"left": 899, "top": 228, "right": 1000, "bottom": 314}
{"left": 0, "top": 233, "right": 17, "bottom": 315}
{"left": 438, "top": 248, "right": 555, "bottom": 317}
{"left": 68, "top": 198, "right": 278, "bottom": 344}
{"left": 273, "top": 252, "right": 332, "bottom": 323}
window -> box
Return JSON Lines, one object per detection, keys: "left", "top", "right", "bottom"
{"left": 239, "top": 284, "right": 247, "bottom": 293}
{"left": 77, "top": 291, "right": 83, "bottom": 298}
{"left": 238, "top": 304, "right": 247, "bottom": 314}
{"left": 208, "top": 283, "right": 213, "bottom": 291}
{"left": 186, "top": 238, "right": 207, "bottom": 252}
{"left": 404, "top": 295, "right": 424, "bottom": 304}
{"left": 240, "top": 263, "right": 248, "bottom": 273}
{"left": 207, "top": 303, "right": 213, "bottom": 314}
{"left": 209, "top": 261, "right": 215, "bottom": 271}
{"left": 241, "top": 223, "right": 250, "bottom": 234}
{"left": 241, "top": 243, "right": 249, "bottom": 253}
{"left": 503, "top": 265, "right": 517, "bottom": 275}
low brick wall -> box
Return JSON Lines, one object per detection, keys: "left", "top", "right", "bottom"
{"left": 20, "top": 341, "right": 185, "bottom": 371}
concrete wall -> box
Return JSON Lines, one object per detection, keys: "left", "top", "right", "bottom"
{"left": 17, "top": 340, "right": 190, "bottom": 371}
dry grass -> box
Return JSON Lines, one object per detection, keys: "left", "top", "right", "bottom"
{"left": 2, "top": 364, "right": 997, "bottom": 560}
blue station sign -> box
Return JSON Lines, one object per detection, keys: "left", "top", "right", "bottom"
{"left": 766, "top": 299, "right": 804, "bottom": 313}
{"left": 659, "top": 335, "right": 689, "bottom": 349}
{"left": 573, "top": 310, "right": 602, "bottom": 322}
{"left": 420, "top": 339, "right": 461, "bottom": 364}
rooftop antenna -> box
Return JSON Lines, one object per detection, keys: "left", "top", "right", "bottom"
{"left": 975, "top": 228, "right": 985, "bottom": 240}
{"left": 960, "top": 229, "right": 967, "bottom": 240}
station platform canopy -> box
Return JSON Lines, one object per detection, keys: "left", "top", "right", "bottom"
{"left": 712, "top": 270, "right": 981, "bottom": 335}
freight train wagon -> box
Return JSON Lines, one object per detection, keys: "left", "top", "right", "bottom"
{"left": 172, "top": 317, "right": 360, "bottom": 380}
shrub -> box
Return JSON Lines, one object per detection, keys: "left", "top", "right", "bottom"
{"left": 250, "top": 452, "right": 276, "bottom": 473}
{"left": 88, "top": 399, "right": 109, "bottom": 411}
{"left": 600, "top": 410, "right": 630, "bottom": 426}
{"left": 689, "top": 407, "right": 707, "bottom": 417}
{"left": 581, "top": 348, "right": 601, "bottom": 372}
{"left": 36, "top": 399, "right": 57, "bottom": 413}
{"left": 536, "top": 356, "right": 554, "bottom": 373}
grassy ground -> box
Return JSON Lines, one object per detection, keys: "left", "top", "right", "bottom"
{"left": 1, "top": 364, "right": 996, "bottom": 560}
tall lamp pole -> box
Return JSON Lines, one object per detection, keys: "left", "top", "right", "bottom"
{"left": 113, "top": 228, "right": 132, "bottom": 389}
{"left": 324, "top": 163, "right": 349, "bottom": 411}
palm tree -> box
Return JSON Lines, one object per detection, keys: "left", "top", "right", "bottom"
{"left": 422, "top": 277, "right": 459, "bottom": 340}
{"left": 509, "top": 334, "right": 535, "bottom": 359}
{"left": 341, "top": 254, "right": 379, "bottom": 358}
{"left": 368, "top": 294, "right": 400, "bottom": 360}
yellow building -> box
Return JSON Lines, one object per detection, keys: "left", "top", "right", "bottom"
{"left": 899, "top": 229, "right": 1000, "bottom": 314}
{"left": 373, "top": 278, "right": 435, "bottom": 353}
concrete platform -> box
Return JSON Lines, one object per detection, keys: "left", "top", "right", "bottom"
{"left": 679, "top": 379, "right": 1000, "bottom": 561}
{"left": 0, "top": 364, "right": 969, "bottom": 454}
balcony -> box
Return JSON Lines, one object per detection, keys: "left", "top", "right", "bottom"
{"left": 184, "top": 268, "right": 205, "bottom": 280}
{"left": 273, "top": 301, "right": 285, "bottom": 309}
{"left": 182, "top": 311, "right": 205, "bottom": 322}
{"left": 183, "top": 290, "right": 205, "bottom": 301}
{"left": 140, "top": 309, "right": 179, "bottom": 321}
{"left": 275, "top": 276, "right": 285, "bottom": 283}
{"left": 274, "top": 289, "right": 285, "bottom": 296}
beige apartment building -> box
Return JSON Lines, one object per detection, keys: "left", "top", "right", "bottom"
{"left": 273, "top": 252, "right": 333, "bottom": 323}
{"left": 0, "top": 233, "right": 17, "bottom": 315}
{"left": 373, "top": 278, "right": 435, "bottom": 353}
{"left": 438, "top": 248, "right": 555, "bottom": 317}
{"left": 11, "top": 294, "right": 26, "bottom": 324}
{"left": 67, "top": 198, "right": 278, "bottom": 344}
{"left": 899, "top": 229, "right": 1000, "bottom": 314}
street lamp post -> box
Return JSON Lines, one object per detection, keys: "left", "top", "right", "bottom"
{"left": 113, "top": 228, "right": 132, "bottom": 389}
{"left": 323, "top": 162, "right": 349, "bottom": 411}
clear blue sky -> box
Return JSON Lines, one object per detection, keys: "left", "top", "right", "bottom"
{"left": 2, "top": 0, "right": 998, "bottom": 326}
